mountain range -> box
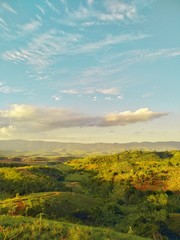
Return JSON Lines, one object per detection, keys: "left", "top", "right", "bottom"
{"left": 0, "top": 140, "right": 179, "bottom": 156}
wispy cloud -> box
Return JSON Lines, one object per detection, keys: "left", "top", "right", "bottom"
{"left": 0, "top": 17, "right": 8, "bottom": 31}
{"left": 0, "top": 2, "right": 17, "bottom": 14}
{"left": 52, "top": 0, "right": 154, "bottom": 28}
{"left": 0, "top": 82, "right": 24, "bottom": 94}
{"left": 123, "top": 48, "right": 180, "bottom": 65}
{"left": 71, "top": 0, "right": 137, "bottom": 24}
{"left": 3, "top": 48, "right": 49, "bottom": 70}
{"left": 0, "top": 17, "right": 7, "bottom": 25}
{"left": 45, "top": 0, "right": 60, "bottom": 13}
{"left": 76, "top": 33, "right": 148, "bottom": 54}
{"left": 36, "top": 5, "right": 45, "bottom": 15}
{"left": 98, "top": 0, "right": 137, "bottom": 21}
{"left": 0, "top": 105, "right": 168, "bottom": 135}
{"left": 20, "top": 20, "right": 41, "bottom": 32}
{"left": 2, "top": 30, "right": 81, "bottom": 71}
{"left": 96, "top": 87, "right": 119, "bottom": 95}
{"left": 2, "top": 31, "right": 147, "bottom": 73}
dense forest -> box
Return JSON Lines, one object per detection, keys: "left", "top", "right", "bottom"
{"left": 0, "top": 150, "right": 179, "bottom": 240}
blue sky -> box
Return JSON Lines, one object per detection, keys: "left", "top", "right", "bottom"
{"left": 0, "top": 0, "right": 180, "bottom": 143}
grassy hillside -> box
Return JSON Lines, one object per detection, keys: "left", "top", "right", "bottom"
{"left": 67, "top": 151, "right": 180, "bottom": 192}
{"left": 0, "top": 215, "right": 151, "bottom": 240}
{"left": 0, "top": 191, "right": 97, "bottom": 220}
{"left": 0, "top": 166, "right": 66, "bottom": 196}
{"left": 66, "top": 151, "right": 180, "bottom": 239}
{"left": 0, "top": 150, "right": 179, "bottom": 239}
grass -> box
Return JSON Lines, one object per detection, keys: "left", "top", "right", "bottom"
{"left": 0, "top": 191, "right": 97, "bottom": 219}
{"left": 0, "top": 215, "right": 152, "bottom": 240}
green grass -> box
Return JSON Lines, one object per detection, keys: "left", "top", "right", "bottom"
{"left": 0, "top": 215, "right": 152, "bottom": 240}
{"left": 0, "top": 191, "right": 97, "bottom": 219}
{"left": 0, "top": 166, "right": 66, "bottom": 195}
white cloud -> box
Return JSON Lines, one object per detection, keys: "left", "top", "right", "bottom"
{"left": 1, "top": 104, "right": 36, "bottom": 119}
{"left": 52, "top": 95, "right": 61, "bottom": 101}
{"left": 170, "top": 51, "right": 180, "bottom": 57}
{"left": 72, "top": 0, "right": 137, "bottom": 23}
{"left": 0, "top": 105, "right": 168, "bottom": 136}
{"left": 105, "top": 97, "right": 112, "bottom": 101}
{"left": 99, "top": 0, "right": 136, "bottom": 21}
{"left": 61, "top": 87, "right": 119, "bottom": 95}
{"left": 101, "top": 108, "right": 167, "bottom": 126}
{"left": 117, "top": 95, "right": 123, "bottom": 100}
{"left": 62, "top": 89, "right": 79, "bottom": 94}
{"left": 20, "top": 20, "right": 41, "bottom": 32}
{"left": 97, "top": 87, "right": 119, "bottom": 95}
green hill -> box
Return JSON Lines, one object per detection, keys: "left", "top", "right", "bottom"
{"left": 0, "top": 166, "right": 66, "bottom": 195}
{"left": 0, "top": 150, "right": 179, "bottom": 239}
{"left": 0, "top": 215, "right": 152, "bottom": 240}
{"left": 0, "top": 191, "right": 97, "bottom": 220}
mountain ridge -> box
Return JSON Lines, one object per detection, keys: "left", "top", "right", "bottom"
{"left": 0, "top": 140, "right": 180, "bottom": 155}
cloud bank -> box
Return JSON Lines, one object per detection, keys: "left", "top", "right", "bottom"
{"left": 0, "top": 105, "right": 168, "bottom": 136}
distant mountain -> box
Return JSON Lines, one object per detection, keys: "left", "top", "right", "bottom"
{"left": 0, "top": 140, "right": 180, "bottom": 156}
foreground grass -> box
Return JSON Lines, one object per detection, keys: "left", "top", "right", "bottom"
{"left": 0, "top": 215, "right": 152, "bottom": 240}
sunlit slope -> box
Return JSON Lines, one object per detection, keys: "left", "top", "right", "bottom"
{"left": 67, "top": 151, "right": 180, "bottom": 192}
{"left": 0, "top": 215, "right": 152, "bottom": 240}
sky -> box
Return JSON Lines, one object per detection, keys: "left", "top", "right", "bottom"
{"left": 0, "top": 0, "right": 180, "bottom": 143}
